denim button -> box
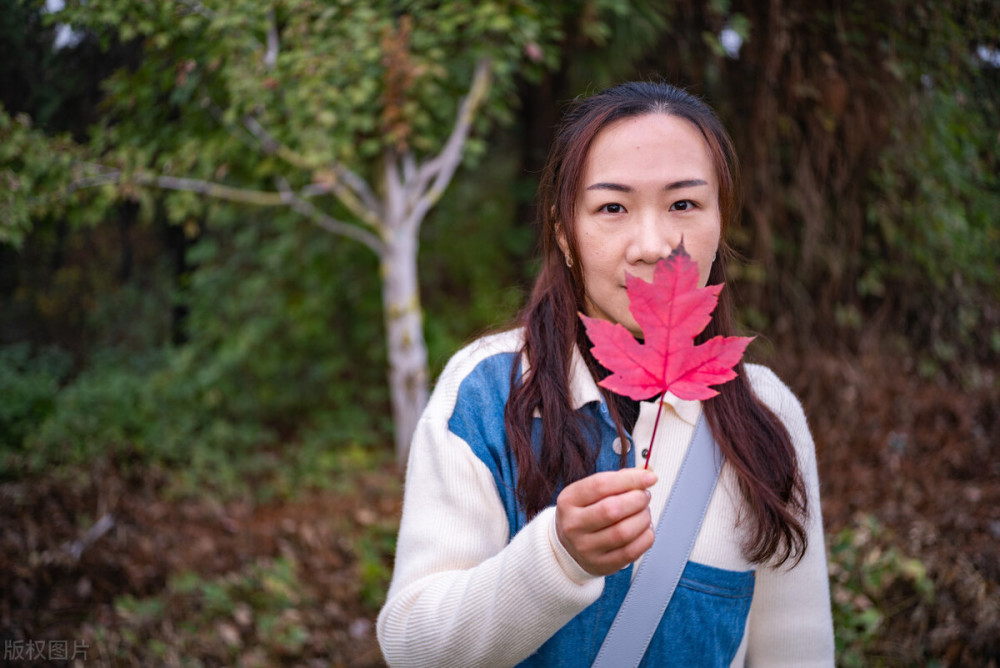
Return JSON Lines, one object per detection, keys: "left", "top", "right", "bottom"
{"left": 612, "top": 437, "right": 630, "bottom": 455}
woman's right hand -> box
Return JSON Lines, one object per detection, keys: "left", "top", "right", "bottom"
{"left": 555, "top": 469, "right": 658, "bottom": 576}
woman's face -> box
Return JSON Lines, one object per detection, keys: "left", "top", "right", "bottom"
{"left": 559, "top": 113, "right": 722, "bottom": 338}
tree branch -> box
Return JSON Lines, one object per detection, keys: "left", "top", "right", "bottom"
{"left": 38, "top": 165, "right": 387, "bottom": 254}
{"left": 147, "top": 174, "right": 286, "bottom": 206}
{"left": 265, "top": 7, "right": 279, "bottom": 69}
{"left": 331, "top": 165, "right": 381, "bottom": 217}
{"left": 241, "top": 114, "right": 284, "bottom": 155}
{"left": 209, "top": 100, "right": 373, "bottom": 216}
{"left": 407, "top": 59, "right": 492, "bottom": 230}
{"left": 276, "top": 178, "right": 386, "bottom": 256}
{"left": 48, "top": 167, "right": 285, "bottom": 206}
{"left": 168, "top": 0, "right": 266, "bottom": 54}
{"left": 236, "top": 113, "right": 383, "bottom": 230}
{"left": 188, "top": 42, "right": 385, "bottom": 235}
{"left": 63, "top": 513, "right": 115, "bottom": 562}
{"left": 170, "top": 0, "right": 216, "bottom": 20}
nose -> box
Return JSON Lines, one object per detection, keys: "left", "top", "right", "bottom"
{"left": 625, "top": 213, "right": 677, "bottom": 265}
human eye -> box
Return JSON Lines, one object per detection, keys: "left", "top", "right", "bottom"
{"left": 669, "top": 199, "right": 698, "bottom": 212}
{"left": 598, "top": 202, "right": 627, "bottom": 214}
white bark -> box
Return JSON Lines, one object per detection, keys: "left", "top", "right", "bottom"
{"left": 380, "top": 230, "right": 428, "bottom": 465}
{"left": 379, "top": 59, "right": 492, "bottom": 465}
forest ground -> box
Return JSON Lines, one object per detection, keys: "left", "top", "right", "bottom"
{"left": 2, "top": 344, "right": 998, "bottom": 667}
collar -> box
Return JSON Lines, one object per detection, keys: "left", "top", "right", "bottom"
{"left": 527, "top": 345, "right": 600, "bottom": 419}
{"left": 659, "top": 391, "right": 702, "bottom": 426}
{"left": 566, "top": 344, "right": 701, "bottom": 427}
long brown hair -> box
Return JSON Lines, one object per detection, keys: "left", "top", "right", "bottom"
{"left": 505, "top": 81, "right": 808, "bottom": 566}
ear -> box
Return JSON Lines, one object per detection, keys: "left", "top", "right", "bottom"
{"left": 554, "top": 221, "right": 570, "bottom": 257}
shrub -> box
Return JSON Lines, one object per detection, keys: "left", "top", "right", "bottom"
{"left": 828, "top": 514, "right": 935, "bottom": 666}
{"left": 0, "top": 343, "right": 72, "bottom": 453}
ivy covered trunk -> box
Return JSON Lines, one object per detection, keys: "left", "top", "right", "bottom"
{"left": 381, "top": 231, "right": 429, "bottom": 467}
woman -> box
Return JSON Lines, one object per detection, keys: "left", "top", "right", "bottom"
{"left": 377, "top": 81, "right": 834, "bottom": 667}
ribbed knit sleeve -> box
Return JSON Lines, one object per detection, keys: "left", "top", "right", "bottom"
{"left": 376, "top": 337, "right": 604, "bottom": 667}
{"left": 741, "top": 365, "right": 835, "bottom": 666}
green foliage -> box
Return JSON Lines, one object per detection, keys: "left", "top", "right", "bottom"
{"left": 420, "top": 136, "right": 534, "bottom": 368}
{"left": 352, "top": 519, "right": 399, "bottom": 611}
{"left": 177, "top": 207, "right": 387, "bottom": 436}
{"left": 98, "top": 556, "right": 312, "bottom": 664}
{"left": 828, "top": 514, "right": 935, "bottom": 666}
{"left": 0, "top": 343, "right": 72, "bottom": 452}
{"left": 19, "top": 351, "right": 165, "bottom": 476}
{"left": 867, "top": 78, "right": 1000, "bottom": 372}
{"left": 9, "top": 202, "right": 394, "bottom": 495}
{"left": 848, "top": 2, "right": 1000, "bottom": 370}
{"left": 0, "top": 199, "right": 178, "bottom": 365}
{"left": 8, "top": 116, "right": 536, "bottom": 492}
{"left": 858, "top": 1, "right": 1000, "bottom": 366}
{"left": 8, "top": 0, "right": 560, "bottom": 219}
{"left": 555, "top": 0, "right": 672, "bottom": 93}
{"left": 0, "top": 0, "right": 135, "bottom": 240}
{"left": 1, "top": 0, "right": 580, "bottom": 469}
{"left": 5, "top": 144, "right": 535, "bottom": 489}
{"left": 19, "top": 344, "right": 389, "bottom": 498}
{"left": 0, "top": 110, "right": 89, "bottom": 245}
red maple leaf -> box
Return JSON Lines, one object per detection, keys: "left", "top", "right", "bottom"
{"left": 580, "top": 244, "right": 752, "bottom": 467}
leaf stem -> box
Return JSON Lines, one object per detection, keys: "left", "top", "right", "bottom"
{"left": 643, "top": 393, "right": 666, "bottom": 470}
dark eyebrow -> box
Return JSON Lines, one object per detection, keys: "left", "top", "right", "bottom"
{"left": 664, "top": 179, "right": 708, "bottom": 191}
{"left": 585, "top": 179, "right": 709, "bottom": 192}
{"left": 585, "top": 182, "right": 631, "bottom": 192}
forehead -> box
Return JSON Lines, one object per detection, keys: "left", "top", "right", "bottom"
{"left": 582, "top": 113, "right": 715, "bottom": 183}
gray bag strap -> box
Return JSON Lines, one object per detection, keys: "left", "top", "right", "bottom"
{"left": 592, "top": 413, "right": 724, "bottom": 668}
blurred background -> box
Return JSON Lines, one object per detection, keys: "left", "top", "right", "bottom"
{"left": 1, "top": 0, "right": 997, "bottom": 665}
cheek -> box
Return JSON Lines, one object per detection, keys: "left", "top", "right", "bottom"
{"left": 692, "top": 228, "right": 722, "bottom": 287}
{"left": 580, "top": 250, "right": 618, "bottom": 286}
{"left": 698, "top": 262, "right": 713, "bottom": 288}
{"left": 578, "top": 230, "right": 623, "bottom": 265}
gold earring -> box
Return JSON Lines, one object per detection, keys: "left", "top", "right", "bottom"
{"left": 565, "top": 254, "right": 573, "bottom": 268}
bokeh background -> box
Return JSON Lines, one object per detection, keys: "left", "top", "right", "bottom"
{"left": 1, "top": 1, "right": 997, "bottom": 665}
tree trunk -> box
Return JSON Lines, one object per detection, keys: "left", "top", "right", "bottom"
{"left": 381, "top": 230, "right": 429, "bottom": 466}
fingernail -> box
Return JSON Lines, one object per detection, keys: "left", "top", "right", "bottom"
{"left": 645, "top": 489, "right": 652, "bottom": 499}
